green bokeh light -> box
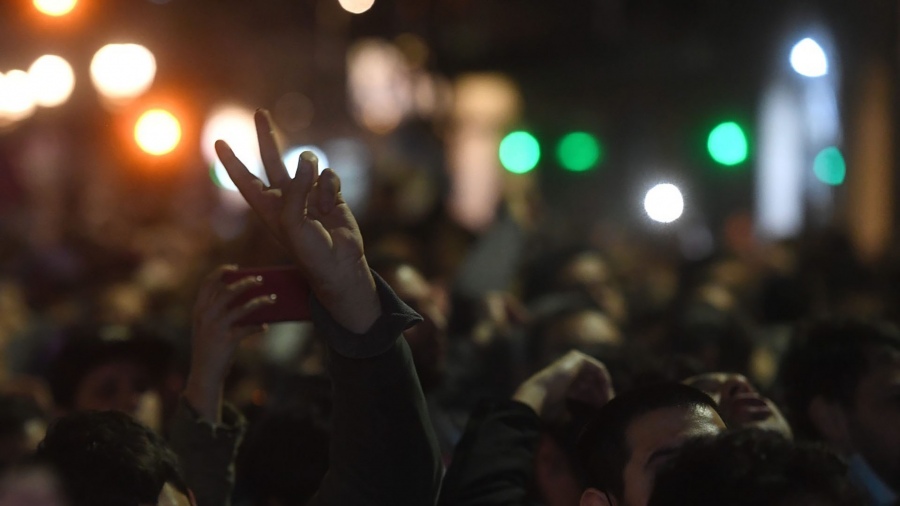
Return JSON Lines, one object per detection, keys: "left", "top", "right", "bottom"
{"left": 557, "top": 132, "right": 602, "bottom": 172}
{"left": 707, "top": 121, "right": 749, "bottom": 166}
{"left": 813, "top": 146, "right": 846, "bottom": 186}
{"left": 499, "top": 131, "right": 540, "bottom": 174}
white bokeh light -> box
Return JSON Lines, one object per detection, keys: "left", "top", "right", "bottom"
{"left": 644, "top": 183, "right": 684, "bottom": 224}
{"left": 201, "top": 105, "right": 264, "bottom": 192}
{"left": 90, "top": 44, "right": 157, "bottom": 103}
{"left": 0, "top": 70, "right": 37, "bottom": 124}
{"left": 790, "top": 38, "right": 828, "bottom": 78}
{"left": 28, "top": 55, "right": 75, "bottom": 107}
{"left": 282, "top": 145, "right": 329, "bottom": 177}
{"left": 339, "top": 0, "right": 375, "bottom": 14}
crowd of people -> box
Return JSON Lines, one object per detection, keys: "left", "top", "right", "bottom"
{"left": 0, "top": 110, "right": 898, "bottom": 506}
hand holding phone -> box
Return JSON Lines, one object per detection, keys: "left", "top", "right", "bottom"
{"left": 220, "top": 266, "right": 311, "bottom": 325}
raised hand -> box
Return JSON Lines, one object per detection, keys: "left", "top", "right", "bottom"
{"left": 513, "top": 350, "right": 614, "bottom": 423}
{"left": 183, "top": 265, "right": 274, "bottom": 422}
{"left": 214, "top": 111, "right": 380, "bottom": 333}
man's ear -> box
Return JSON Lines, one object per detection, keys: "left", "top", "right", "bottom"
{"left": 808, "top": 395, "right": 852, "bottom": 453}
{"left": 581, "top": 488, "right": 613, "bottom": 506}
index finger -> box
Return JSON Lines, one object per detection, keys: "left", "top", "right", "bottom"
{"left": 215, "top": 140, "right": 269, "bottom": 210}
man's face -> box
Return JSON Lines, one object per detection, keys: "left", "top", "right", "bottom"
{"left": 618, "top": 405, "right": 726, "bottom": 506}
{"left": 845, "top": 348, "right": 900, "bottom": 492}
{"left": 684, "top": 373, "right": 792, "bottom": 438}
{"left": 558, "top": 254, "right": 627, "bottom": 324}
{"left": 73, "top": 361, "right": 162, "bottom": 431}
{"left": 541, "top": 310, "right": 622, "bottom": 364}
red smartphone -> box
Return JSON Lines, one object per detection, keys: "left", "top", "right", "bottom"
{"left": 221, "top": 266, "right": 312, "bottom": 325}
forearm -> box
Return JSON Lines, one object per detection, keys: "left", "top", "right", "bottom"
{"left": 307, "top": 272, "right": 442, "bottom": 506}
{"left": 168, "top": 399, "right": 246, "bottom": 506}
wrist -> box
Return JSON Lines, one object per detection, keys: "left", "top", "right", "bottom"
{"left": 312, "top": 261, "right": 381, "bottom": 334}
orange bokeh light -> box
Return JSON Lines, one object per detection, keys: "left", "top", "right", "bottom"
{"left": 134, "top": 109, "right": 182, "bottom": 156}
{"left": 33, "top": 0, "right": 77, "bottom": 17}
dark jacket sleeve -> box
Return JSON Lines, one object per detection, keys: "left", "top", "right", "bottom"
{"left": 168, "top": 399, "right": 247, "bottom": 506}
{"left": 438, "top": 399, "right": 541, "bottom": 506}
{"left": 307, "top": 271, "right": 443, "bottom": 506}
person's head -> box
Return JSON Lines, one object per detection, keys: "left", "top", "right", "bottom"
{"left": 528, "top": 295, "right": 622, "bottom": 368}
{"left": 684, "top": 372, "right": 792, "bottom": 438}
{"left": 34, "top": 410, "right": 192, "bottom": 506}
{"left": 648, "top": 429, "right": 865, "bottom": 506}
{"left": 48, "top": 326, "right": 166, "bottom": 430}
{"left": 524, "top": 246, "right": 627, "bottom": 324}
{"left": 578, "top": 383, "right": 726, "bottom": 506}
{"left": 239, "top": 403, "right": 331, "bottom": 506}
{"left": 369, "top": 255, "right": 447, "bottom": 391}
{"left": 0, "top": 396, "right": 47, "bottom": 472}
{"left": 778, "top": 319, "right": 900, "bottom": 493}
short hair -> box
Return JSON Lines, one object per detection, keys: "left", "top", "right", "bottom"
{"left": 648, "top": 429, "right": 865, "bottom": 506}
{"left": 576, "top": 383, "right": 719, "bottom": 499}
{"left": 777, "top": 319, "right": 900, "bottom": 440}
{"left": 34, "top": 411, "right": 188, "bottom": 506}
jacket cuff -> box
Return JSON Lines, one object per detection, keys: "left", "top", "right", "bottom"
{"left": 311, "top": 270, "right": 423, "bottom": 359}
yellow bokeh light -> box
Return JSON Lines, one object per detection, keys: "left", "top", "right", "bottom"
{"left": 91, "top": 44, "right": 157, "bottom": 103}
{"left": 0, "top": 70, "right": 37, "bottom": 124}
{"left": 135, "top": 109, "right": 182, "bottom": 156}
{"left": 28, "top": 55, "right": 75, "bottom": 107}
{"left": 339, "top": 0, "right": 375, "bottom": 14}
{"left": 34, "top": 0, "right": 77, "bottom": 16}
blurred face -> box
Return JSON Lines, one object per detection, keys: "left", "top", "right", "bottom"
{"left": 543, "top": 310, "right": 622, "bottom": 363}
{"left": 684, "top": 373, "right": 792, "bottom": 438}
{"left": 845, "top": 348, "right": 900, "bottom": 492}
{"left": 381, "top": 265, "right": 448, "bottom": 391}
{"left": 0, "top": 466, "right": 67, "bottom": 506}
{"left": 558, "top": 253, "right": 627, "bottom": 324}
{"left": 616, "top": 405, "right": 725, "bottom": 506}
{"left": 73, "top": 361, "right": 161, "bottom": 431}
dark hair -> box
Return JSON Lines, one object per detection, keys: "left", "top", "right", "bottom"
{"left": 777, "top": 319, "right": 900, "bottom": 441}
{"left": 34, "top": 410, "right": 188, "bottom": 506}
{"left": 576, "top": 383, "right": 719, "bottom": 499}
{"left": 648, "top": 429, "right": 865, "bottom": 506}
{"left": 238, "top": 403, "right": 331, "bottom": 506}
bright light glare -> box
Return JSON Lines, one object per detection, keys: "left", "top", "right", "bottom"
{"left": 499, "top": 131, "right": 540, "bottom": 174}
{"left": 90, "top": 44, "right": 157, "bottom": 103}
{"left": 707, "top": 122, "right": 749, "bottom": 166}
{"left": 135, "top": 109, "right": 181, "bottom": 156}
{"left": 813, "top": 146, "right": 846, "bottom": 186}
{"left": 34, "top": 0, "right": 77, "bottom": 16}
{"left": 28, "top": 55, "right": 75, "bottom": 107}
{"left": 339, "top": 0, "right": 375, "bottom": 14}
{"left": 201, "top": 105, "right": 263, "bottom": 191}
{"left": 790, "top": 38, "right": 828, "bottom": 77}
{"left": 0, "top": 70, "right": 37, "bottom": 123}
{"left": 644, "top": 183, "right": 684, "bottom": 223}
{"left": 282, "top": 146, "right": 329, "bottom": 177}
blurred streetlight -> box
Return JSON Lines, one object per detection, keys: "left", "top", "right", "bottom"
{"left": 339, "top": 0, "right": 375, "bottom": 14}
{"left": 0, "top": 70, "right": 37, "bottom": 124}
{"left": 28, "top": 55, "right": 75, "bottom": 107}
{"left": 201, "top": 105, "right": 263, "bottom": 191}
{"left": 644, "top": 183, "right": 684, "bottom": 223}
{"left": 135, "top": 109, "right": 181, "bottom": 156}
{"left": 790, "top": 38, "right": 828, "bottom": 77}
{"left": 33, "top": 0, "right": 77, "bottom": 16}
{"left": 90, "top": 44, "right": 157, "bottom": 104}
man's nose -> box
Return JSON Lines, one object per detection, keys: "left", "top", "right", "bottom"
{"left": 719, "top": 376, "right": 755, "bottom": 401}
